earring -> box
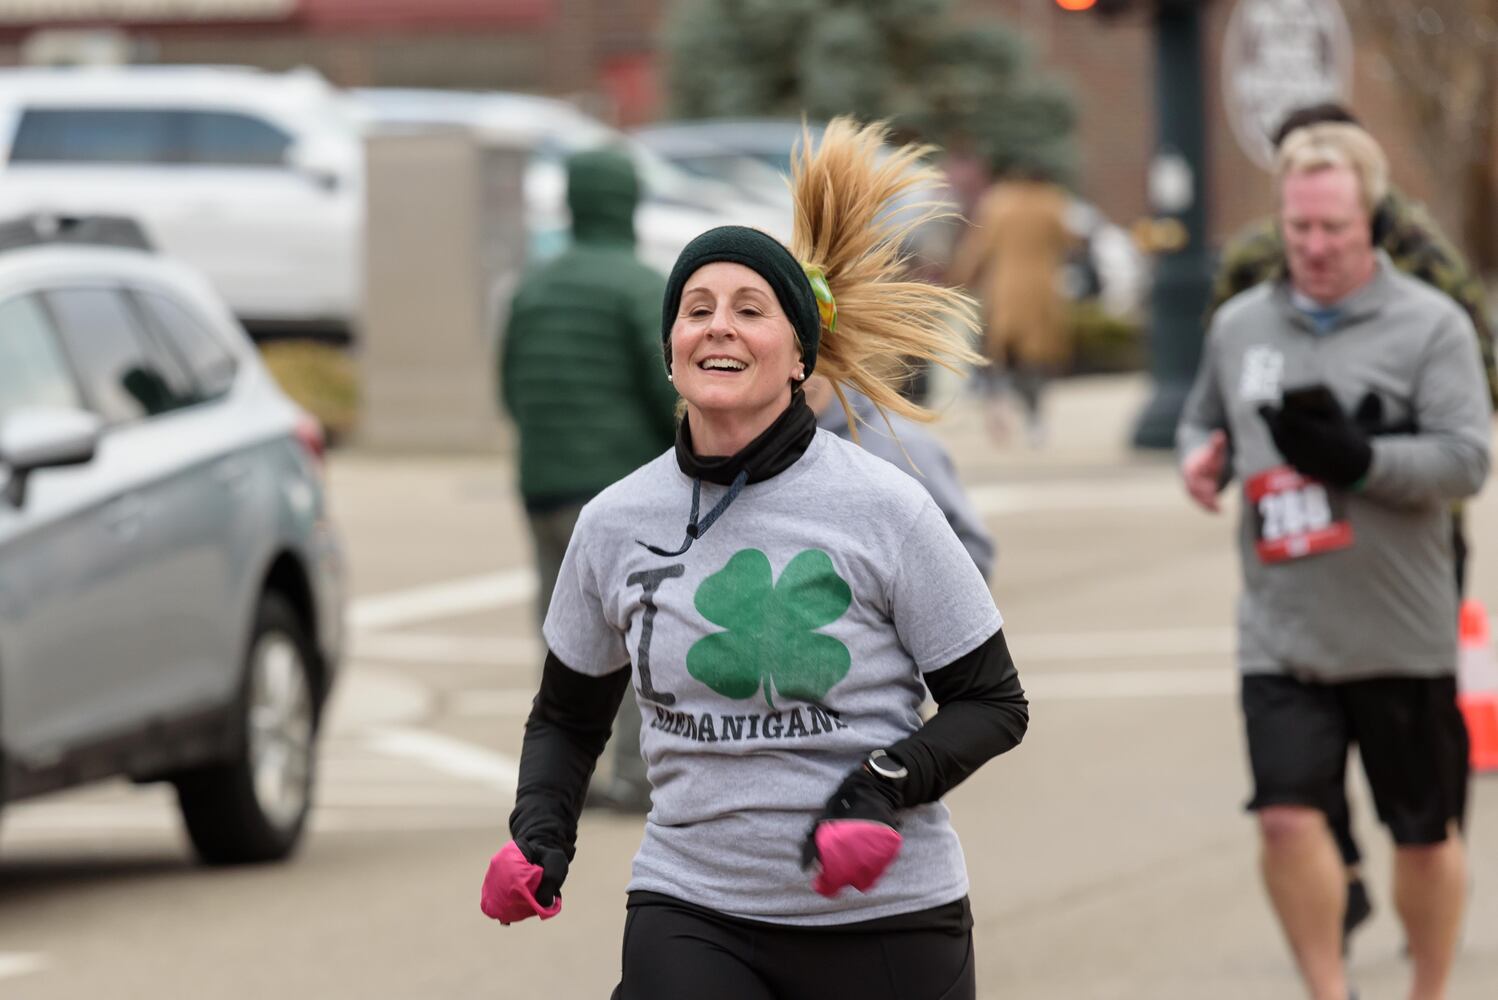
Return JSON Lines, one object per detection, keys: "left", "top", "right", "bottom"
{"left": 667, "top": 373, "right": 674, "bottom": 383}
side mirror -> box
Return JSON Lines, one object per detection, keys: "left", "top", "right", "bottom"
{"left": 1, "top": 407, "right": 103, "bottom": 508}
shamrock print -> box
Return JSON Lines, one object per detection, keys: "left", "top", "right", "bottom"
{"left": 687, "top": 548, "right": 853, "bottom": 708}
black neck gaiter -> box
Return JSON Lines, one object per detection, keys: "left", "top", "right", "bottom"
{"left": 638, "top": 390, "right": 817, "bottom": 557}
{"left": 674, "top": 389, "right": 818, "bottom": 485}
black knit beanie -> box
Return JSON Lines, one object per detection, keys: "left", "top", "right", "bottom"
{"left": 661, "top": 225, "right": 821, "bottom": 376}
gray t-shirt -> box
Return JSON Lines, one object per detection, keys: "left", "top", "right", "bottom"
{"left": 544, "top": 429, "right": 1004, "bottom": 925}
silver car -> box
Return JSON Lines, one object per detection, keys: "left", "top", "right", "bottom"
{"left": 0, "top": 222, "right": 343, "bottom": 863}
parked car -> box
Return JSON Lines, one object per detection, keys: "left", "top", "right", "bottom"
{"left": 630, "top": 118, "right": 815, "bottom": 194}
{"left": 0, "top": 215, "right": 344, "bottom": 864}
{"left": 0, "top": 66, "right": 364, "bottom": 337}
{"left": 621, "top": 120, "right": 794, "bottom": 208}
{"left": 348, "top": 89, "right": 790, "bottom": 276}
{"left": 632, "top": 117, "right": 965, "bottom": 276}
{"left": 632, "top": 118, "right": 1149, "bottom": 317}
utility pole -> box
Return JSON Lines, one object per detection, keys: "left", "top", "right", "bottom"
{"left": 1053, "top": 0, "right": 1213, "bottom": 448}
{"left": 1131, "top": 0, "right": 1212, "bottom": 449}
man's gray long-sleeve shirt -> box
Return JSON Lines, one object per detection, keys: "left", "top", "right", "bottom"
{"left": 818, "top": 389, "right": 996, "bottom": 580}
{"left": 1178, "top": 254, "right": 1491, "bottom": 682}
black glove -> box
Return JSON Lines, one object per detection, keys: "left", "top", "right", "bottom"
{"left": 799, "top": 764, "right": 901, "bottom": 871}
{"left": 513, "top": 835, "right": 570, "bottom": 907}
{"left": 1352, "top": 391, "right": 1418, "bottom": 437}
{"left": 1258, "top": 390, "right": 1373, "bottom": 489}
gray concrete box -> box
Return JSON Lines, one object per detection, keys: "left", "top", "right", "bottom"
{"left": 358, "top": 127, "right": 528, "bottom": 453}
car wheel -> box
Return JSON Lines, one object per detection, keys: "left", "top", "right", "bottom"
{"left": 175, "top": 592, "right": 317, "bottom": 864}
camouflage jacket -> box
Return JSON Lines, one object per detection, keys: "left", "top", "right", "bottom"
{"left": 1208, "top": 191, "right": 1498, "bottom": 408}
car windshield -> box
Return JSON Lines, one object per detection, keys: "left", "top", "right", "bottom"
{"left": 634, "top": 122, "right": 824, "bottom": 173}
{"left": 656, "top": 152, "right": 791, "bottom": 207}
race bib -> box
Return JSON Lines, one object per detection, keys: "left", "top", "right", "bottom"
{"left": 1245, "top": 466, "right": 1354, "bottom": 564}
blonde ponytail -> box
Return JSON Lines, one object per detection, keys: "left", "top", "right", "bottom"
{"left": 789, "top": 117, "right": 982, "bottom": 430}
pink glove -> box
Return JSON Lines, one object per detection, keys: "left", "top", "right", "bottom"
{"left": 809, "top": 819, "right": 903, "bottom": 898}
{"left": 480, "top": 841, "right": 563, "bottom": 924}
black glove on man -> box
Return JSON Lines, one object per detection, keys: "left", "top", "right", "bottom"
{"left": 1258, "top": 385, "right": 1373, "bottom": 489}
{"left": 1351, "top": 391, "right": 1418, "bottom": 437}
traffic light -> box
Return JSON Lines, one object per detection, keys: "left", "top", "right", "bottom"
{"left": 1053, "top": 0, "right": 1135, "bottom": 12}
{"left": 1054, "top": 0, "right": 1201, "bottom": 11}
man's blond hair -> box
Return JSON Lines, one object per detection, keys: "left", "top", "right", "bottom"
{"left": 1275, "top": 122, "right": 1389, "bottom": 215}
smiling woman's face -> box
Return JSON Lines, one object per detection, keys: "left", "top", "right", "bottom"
{"left": 669, "top": 261, "right": 804, "bottom": 453}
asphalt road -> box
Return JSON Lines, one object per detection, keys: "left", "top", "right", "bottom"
{"left": 1, "top": 376, "right": 1493, "bottom": 999}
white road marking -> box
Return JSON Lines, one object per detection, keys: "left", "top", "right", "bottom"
{"left": 0, "top": 810, "right": 506, "bottom": 843}
{"left": 452, "top": 689, "right": 538, "bottom": 717}
{"left": 349, "top": 631, "right": 542, "bottom": 666}
{"left": 363, "top": 727, "right": 519, "bottom": 793}
{"left": 0, "top": 954, "right": 48, "bottom": 981}
{"left": 1023, "top": 668, "right": 1235, "bottom": 700}
{"left": 0, "top": 803, "right": 178, "bottom": 834}
{"left": 322, "top": 668, "right": 433, "bottom": 734}
{"left": 0, "top": 731, "right": 520, "bottom": 843}
{"left": 1011, "top": 626, "right": 1234, "bottom": 661}
{"left": 967, "top": 477, "right": 1203, "bottom": 516}
{"left": 311, "top": 811, "right": 503, "bottom": 833}
{"left": 0, "top": 791, "right": 501, "bottom": 833}
{"left": 347, "top": 568, "right": 535, "bottom": 631}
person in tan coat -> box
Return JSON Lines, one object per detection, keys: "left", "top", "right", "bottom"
{"left": 949, "top": 172, "right": 1073, "bottom": 444}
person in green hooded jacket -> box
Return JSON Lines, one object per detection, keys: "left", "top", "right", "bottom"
{"left": 499, "top": 148, "right": 677, "bottom": 813}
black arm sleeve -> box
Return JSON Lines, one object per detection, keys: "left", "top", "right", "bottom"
{"left": 506, "top": 649, "right": 631, "bottom": 859}
{"left": 885, "top": 628, "right": 1028, "bottom": 809}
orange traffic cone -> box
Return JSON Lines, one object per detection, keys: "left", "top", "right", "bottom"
{"left": 1457, "top": 599, "right": 1498, "bottom": 772}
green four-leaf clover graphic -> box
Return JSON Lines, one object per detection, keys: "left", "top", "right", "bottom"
{"left": 687, "top": 548, "right": 852, "bottom": 708}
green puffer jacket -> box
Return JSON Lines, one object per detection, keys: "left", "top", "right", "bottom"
{"left": 500, "top": 150, "right": 677, "bottom": 506}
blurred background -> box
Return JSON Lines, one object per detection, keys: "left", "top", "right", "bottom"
{"left": 0, "top": 1, "right": 1493, "bottom": 998}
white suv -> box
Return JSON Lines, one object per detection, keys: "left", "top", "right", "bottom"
{"left": 0, "top": 66, "right": 363, "bottom": 335}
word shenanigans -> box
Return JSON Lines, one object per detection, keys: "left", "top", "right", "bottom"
{"left": 649, "top": 703, "right": 850, "bottom": 743}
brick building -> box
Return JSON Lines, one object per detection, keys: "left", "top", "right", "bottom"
{"left": 0, "top": 1, "right": 662, "bottom": 120}
{"left": 0, "top": 0, "right": 1466, "bottom": 257}
{"left": 973, "top": 0, "right": 1451, "bottom": 252}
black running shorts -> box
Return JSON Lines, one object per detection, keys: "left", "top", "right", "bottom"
{"left": 1241, "top": 673, "right": 1469, "bottom": 845}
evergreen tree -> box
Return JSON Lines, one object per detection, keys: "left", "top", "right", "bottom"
{"left": 663, "top": 0, "right": 1076, "bottom": 181}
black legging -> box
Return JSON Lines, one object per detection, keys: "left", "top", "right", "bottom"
{"left": 613, "top": 897, "right": 976, "bottom": 1000}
